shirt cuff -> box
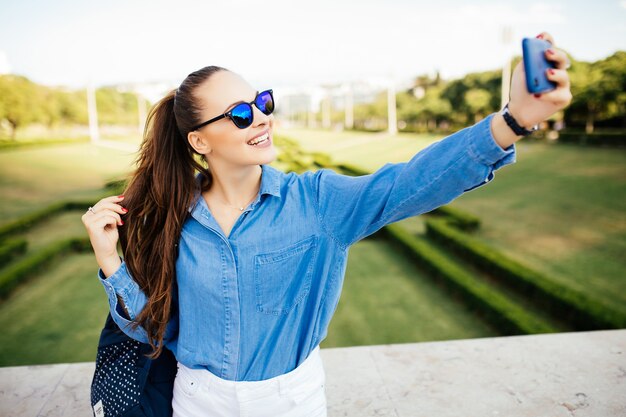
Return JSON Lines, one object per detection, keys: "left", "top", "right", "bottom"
{"left": 98, "top": 257, "right": 142, "bottom": 320}
{"left": 467, "top": 112, "right": 517, "bottom": 168}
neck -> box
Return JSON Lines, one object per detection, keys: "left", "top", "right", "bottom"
{"left": 205, "top": 160, "right": 262, "bottom": 207}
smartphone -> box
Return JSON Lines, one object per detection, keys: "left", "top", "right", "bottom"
{"left": 522, "top": 37, "right": 557, "bottom": 94}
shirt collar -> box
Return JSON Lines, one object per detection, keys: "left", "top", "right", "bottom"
{"left": 188, "top": 164, "right": 281, "bottom": 214}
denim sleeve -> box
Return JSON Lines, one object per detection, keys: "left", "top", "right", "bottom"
{"left": 309, "top": 112, "right": 517, "bottom": 248}
{"left": 98, "top": 258, "right": 178, "bottom": 346}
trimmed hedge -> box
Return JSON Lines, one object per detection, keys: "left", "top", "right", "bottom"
{"left": 424, "top": 217, "right": 626, "bottom": 330}
{"left": 0, "top": 238, "right": 28, "bottom": 266}
{"left": 336, "top": 162, "right": 369, "bottom": 176}
{"left": 381, "top": 223, "right": 557, "bottom": 335}
{"left": 310, "top": 152, "right": 333, "bottom": 168}
{"left": 557, "top": 131, "right": 626, "bottom": 147}
{"left": 0, "top": 199, "right": 98, "bottom": 239}
{"left": 104, "top": 178, "right": 128, "bottom": 193}
{"left": 427, "top": 205, "right": 481, "bottom": 231}
{"left": 0, "top": 237, "right": 91, "bottom": 298}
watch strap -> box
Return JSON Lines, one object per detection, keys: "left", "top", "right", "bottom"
{"left": 501, "top": 103, "right": 538, "bottom": 136}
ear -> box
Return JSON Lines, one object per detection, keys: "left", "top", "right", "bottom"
{"left": 187, "top": 132, "right": 212, "bottom": 154}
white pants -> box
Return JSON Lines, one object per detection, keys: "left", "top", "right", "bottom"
{"left": 172, "top": 345, "right": 327, "bottom": 417}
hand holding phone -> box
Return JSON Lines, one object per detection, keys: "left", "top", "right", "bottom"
{"left": 505, "top": 32, "right": 572, "bottom": 133}
{"left": 522, "top": 37, "right": 557, "bottom": 94}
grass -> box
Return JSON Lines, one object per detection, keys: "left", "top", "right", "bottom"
{"left": 321, "top": 237, "right": 498, "bottom": 348}
{"left": 0, "top": 253, "right": 109, "bottom": 366}
{"left": 17, "top": 211, "right": 91, "bottom": 253}
{"left": 0, "top": 142, "right": 136, "bottom": 223}
{"left": 275, "top": 126, "right": 439, "bottom": 172}
{"left": 449, "top": 142, "right": 626, "bottom": 312}
{"left": 279, "top": 125, "right": 626, "bottom": 314}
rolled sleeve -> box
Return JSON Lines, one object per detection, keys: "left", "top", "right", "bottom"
{"left": 98, "top": 258, "right": 150, "bottom": 343}
{"left": 309, "top": 112, "right": 517, "bottom": 247}
{"left": 463, "top": 112, "right": 516, "bottom": 191}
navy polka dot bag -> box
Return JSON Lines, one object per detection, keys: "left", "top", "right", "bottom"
{"left": 90, "top": 313, "right": 177, "bottom": 417}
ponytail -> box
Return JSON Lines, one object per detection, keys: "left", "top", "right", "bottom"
{"left": 119, "top": 65, "right": 226, "bottom": 358}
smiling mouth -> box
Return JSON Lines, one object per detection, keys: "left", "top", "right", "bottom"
{"left": 247, "top": 132, "right": 269, "bottom": 146}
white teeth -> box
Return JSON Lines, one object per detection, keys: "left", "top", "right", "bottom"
{"left": 248, "top": 133, "right": 269, "bottom": 145}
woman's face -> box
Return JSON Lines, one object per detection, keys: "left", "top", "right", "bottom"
{"left": 188, "top": 70, "right": 277, "bottom": 168}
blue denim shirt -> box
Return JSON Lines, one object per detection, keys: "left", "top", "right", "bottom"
{"left": 99, "top": 112, "right": 516, "bottom": 381}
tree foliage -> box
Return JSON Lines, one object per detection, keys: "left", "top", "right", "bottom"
{"left": 0, "top": 75, "right": 142, "bottom": 139}
{"left": 351, "top": 50, "right": 625, "bottom": 132}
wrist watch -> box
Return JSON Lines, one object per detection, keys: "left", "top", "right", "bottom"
{"left": 501, "top": 103, "right": 539, "bottom": 136}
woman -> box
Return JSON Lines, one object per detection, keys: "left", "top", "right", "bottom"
{"left": 82, "top": 32, "right": 571, "bottom": 417}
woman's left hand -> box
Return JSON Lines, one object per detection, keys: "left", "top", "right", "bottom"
{"left": 508, "top": 31, "right": 572, "bottom": 128}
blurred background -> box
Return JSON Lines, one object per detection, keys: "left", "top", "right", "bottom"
{"left": 0, "top": 0, "right": 624, "bottom": 366}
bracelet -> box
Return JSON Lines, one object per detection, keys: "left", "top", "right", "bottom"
{"left": 501, "top": 103, "right": 539, "bottom": 137}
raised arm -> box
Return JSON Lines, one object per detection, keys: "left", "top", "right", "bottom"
{"left": 307, "top": 112, "right": 516, "bottom": 248}
{"left": 308, "top": 30, "right": 572, "bottom": 249}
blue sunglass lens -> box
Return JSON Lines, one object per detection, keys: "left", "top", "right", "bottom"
{"left": 256, "top": 90, "right": 274, "bottom": 115}
{"left": 230, "top": 104, "right": 253, "bottom": 128}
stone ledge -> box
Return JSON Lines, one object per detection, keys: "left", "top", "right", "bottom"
{"left": 1, "top": 329, "right": 624, "bottom": 416}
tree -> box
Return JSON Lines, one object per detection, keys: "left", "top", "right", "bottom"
{"left": 564, "top": 51, "right": 626, "bottom": 132}
{"left": 440, "top": 69, "right": 501, "bottom": 126}
{"left": 96, "top": 87, "right": 139, "bottom": 125}
{"left": 0, "top": 75, "right": 43, "bottom": 139}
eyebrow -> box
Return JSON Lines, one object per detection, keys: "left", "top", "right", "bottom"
{"left": 224, "top": 91, "right": 258, "bottom": 113}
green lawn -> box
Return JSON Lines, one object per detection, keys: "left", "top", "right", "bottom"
{"left": 0, "top": 253, "right": 108, "bottom": 366}
{"left": 449, "top": 142, "right": 626, "bottom": 312}
{"left": 0, "top": 143, "right": 136, "bottom": 222}
{"left": 322, "top": 237, "right": 498, "bottom": 349}
{"left": 276, "top": 127, "right": 439, "bottom": 172}
{"left": 279, "top": 126, "right": 626, "bottom": 313}
{"left": 0, "top": 141, "right": 139, "bottom": 366}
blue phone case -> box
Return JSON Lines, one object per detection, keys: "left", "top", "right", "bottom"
{"left": 522, "top": 38, "right": 557, "bottom": 94}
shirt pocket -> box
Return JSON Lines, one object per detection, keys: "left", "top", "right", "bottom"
{"left": 253, "top": 235, "right": 318, "bottom": 316}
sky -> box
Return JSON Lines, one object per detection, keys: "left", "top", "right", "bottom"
{"left": 0, "top": 0, "right": 624, "bottom": 93}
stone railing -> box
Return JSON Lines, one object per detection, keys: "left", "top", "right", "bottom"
{"left": 2, "top": 329, "right": 624, "bottom": 416}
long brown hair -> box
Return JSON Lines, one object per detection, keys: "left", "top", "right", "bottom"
{"left": 118, "top": 65, "right": 227, "bottom": 358}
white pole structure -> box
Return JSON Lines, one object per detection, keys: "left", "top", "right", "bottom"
{"left": 87, "top": 83, "right": 100, "bottom": 143}
{"left": 137, "top": 93, "right": 147, "bottom": 135}
{"left": 344, "top": 84, "right": 354, "bottom": 130}
{"left": 387, "top": 77, "right": 397, "bottom": 135}
{"left": 501, "top": 25, "right": 513, "bottom": 109}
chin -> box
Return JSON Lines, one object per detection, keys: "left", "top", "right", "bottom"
{"left": 255, "top": 146, "right": 278, "bottom": 165}
{"left": 259, "top": 153, "right": 278, "bottom": 166}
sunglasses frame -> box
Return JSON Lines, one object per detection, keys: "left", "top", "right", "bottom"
{"left": 190, "top": 89, "right": 274, "bottom": 131}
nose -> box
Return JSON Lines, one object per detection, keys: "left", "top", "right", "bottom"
{"left": 251, "top": 104, "right": 272, "bottom": 128}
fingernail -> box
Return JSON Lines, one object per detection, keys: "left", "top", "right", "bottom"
{"left": 118, "top": 195, "right": 124, "bottom": 198}
{"left": 122, "top": 207, "right": 128, "bottom": 213}
{"left": 534, "top": 93, "right": 541, "bottom": 98}
{"left": 548, "top": 69, "right": 555, "bottom": 75}
{"left": 546, "top": 49, "right": 555, "bottom": 55}
{"left": 536, "top": 34, "right": 544, "bottom": 39}
{"left": 120, "top": 220, "right": 124, "bottom": 225}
